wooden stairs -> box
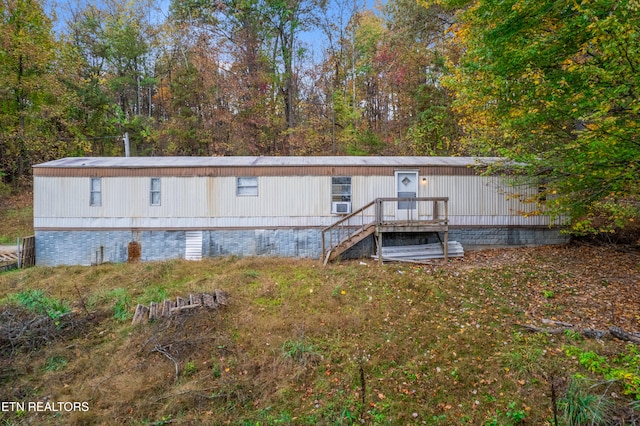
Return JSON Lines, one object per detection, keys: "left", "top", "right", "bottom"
{"left": 321, "top": 197, "right": 454, "bottom": 265}
{"left": 323, "top": 223, "right": 376, "bottom": 265}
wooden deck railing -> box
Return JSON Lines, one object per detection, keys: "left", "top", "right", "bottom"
{"left": 321, "top": 200, "right": 377, "bottom": 260}
{"left": 373, "top": 197, "right": 448, "bottom": 226}
{"left": 321, "top": 197, "right": 449, "bottom": 262}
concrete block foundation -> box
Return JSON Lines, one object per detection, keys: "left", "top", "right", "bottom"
{"left": 35, "top": 227, "right": 569, "bottom": 266}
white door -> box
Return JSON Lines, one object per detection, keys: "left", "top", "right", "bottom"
{"left": 395, "top": 171, "right": 418, "bottom": 220}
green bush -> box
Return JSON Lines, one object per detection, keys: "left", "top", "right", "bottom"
{"left": 565, "top": 345, "right": 640, "bottom": 399}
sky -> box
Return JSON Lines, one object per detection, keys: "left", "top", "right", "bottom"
{"left": 44, "top": 0, "right": 385, "bottom": 38}
{"left": 42, "top": 0, "right": 387, "bottom": 66}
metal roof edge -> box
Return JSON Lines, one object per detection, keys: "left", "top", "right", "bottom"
{"left": 33, "top": 156, "right": 507, "bottom": 169}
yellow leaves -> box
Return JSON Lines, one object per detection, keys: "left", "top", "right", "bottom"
{"left": 627, "top": 0, "right": 640, "bottom": 12}
{"left": 511, "top": 0, "right": 526, "bottom": 12}
{"left": 509, "top": 109, "right": 525, "bottom": 119}
{"left": 520, "top": 69, "right": 544, "bottom": 86}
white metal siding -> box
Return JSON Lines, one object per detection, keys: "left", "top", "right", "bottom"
{"left": 208, "top": 176, "right": 331, "bottom": 217}
{"left": 34, "top": 173, "right": 548, "bottom": 228}
{"left": 34, "top": 176, "right": 209, "bottom": 218}
{"left": 34, "top": 177, "right": 90, "bottom": 218}
{"left": 421, "top": 175, "right": 538, "bottom": 216}
{"left": 352, "top": 176, "right": 394, "bottom": 207}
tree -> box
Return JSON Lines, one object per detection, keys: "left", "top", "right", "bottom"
{"left": 0, "top": 0, "right": 74, "bottom": 184}
{"left": 230, "top": 0, "right": 322, "bottom": 154}
{"left": 62, "top": 0, "right": 158, "bottom": 155}
{"left": 310, "top": 0, "right": 461, "bottom": 156}
{"left": 384, "top": 0, "right": 462, "bottom": 155}
{"left": 438, "top": 0, "right": 640, "bottom": 234}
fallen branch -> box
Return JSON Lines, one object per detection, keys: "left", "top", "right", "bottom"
{"left": 152, "top": 344, "right": 179, "bottom": 382}
{"left": 517, "top": 319, "right": 640, "bottom": 344}
{"left": 609, "top": 326, "right": 640, "bottom": 345}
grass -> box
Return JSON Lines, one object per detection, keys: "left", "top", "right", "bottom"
{"left": 559, "top": 376, "right": 612, "bottom": 426}
{"left": 0, "top": 193, "right": 638, "bottom": 424}
{"left": 0, "top": 249, "right": 637, "bottom": 425}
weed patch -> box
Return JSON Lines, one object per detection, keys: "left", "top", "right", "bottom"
{"left": 43, "top": 355, "right": 68, "bottom": 372}
{"left": 565, "top": 344, "right": 640, "bottom": 399}
{"left": 10, "top": 289, "right": 70, "bottom": 321}
{"left": 89, "top": 288, "right": 133, "bottom": 321}
{"left": 559, "top": 375, "right": 613, "bottom": 425}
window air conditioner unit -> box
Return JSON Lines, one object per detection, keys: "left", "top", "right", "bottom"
{"left": 332, "top": 201, "right": 352, "bottom": 214}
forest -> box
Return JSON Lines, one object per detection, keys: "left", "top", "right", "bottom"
{"left": 0, "top": 0, "right": 638, "bottom": 235}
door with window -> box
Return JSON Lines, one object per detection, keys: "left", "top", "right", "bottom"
{"left": 395, "top": 171, "right": 418, "bottom": 220}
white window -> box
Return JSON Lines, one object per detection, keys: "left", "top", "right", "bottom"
{"left": 150, "top": 178, "right": 161, "bottom": 206}
{"left": 237, "top": 177, "right": 258, "bottom": 196}
{"left": 331, "top": 177, "right": 352, "bottom": 214}
{"left": 90, "top": 178, "right": 101, "bottom": 206}
{"left": 331, "top": 177, "right": 351, "bottom": 202}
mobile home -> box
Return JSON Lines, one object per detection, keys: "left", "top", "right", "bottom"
{"left": 32, "top": 156, "right": 567, "bottom": 266}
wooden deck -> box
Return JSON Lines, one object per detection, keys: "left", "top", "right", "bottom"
{"left": 377, "top": 220, "right": 448, "bottom": 233}
{"left": 322, "top": 198, "right": 451, "bottom": 264}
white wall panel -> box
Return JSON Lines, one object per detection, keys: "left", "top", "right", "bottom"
{"left": 35, "top": 177, "right": 91, "bottom": 217}
{"left": 209, "top": 176, "right": 331, "bottom": 217}
{"left": 421, "top": 175, "right": 538, "bottom": 216}
{"left": 35, "top": 173, "right": 544, "bottom": 226}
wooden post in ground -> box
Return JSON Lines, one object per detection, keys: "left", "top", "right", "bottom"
{"left": 149, "top": 302, "right": 159, "bottom": 320}
{"left": 162, "top": 300, "right": 173, "bottom": 316}
{"left": 444, "top": 229, "right": 449, "bottom": 262}
{"left": 444, "top": 200, "right": 449, "bottom": 262}
{"left": 132, "top": 304, "right": 149, "bottom": 324}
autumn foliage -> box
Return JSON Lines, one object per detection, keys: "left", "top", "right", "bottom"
{"left": 1, "top": 0, "right": 638, "bottom": 234}
{"left": 433, "top": 0, "right": 640, "bottom": 235}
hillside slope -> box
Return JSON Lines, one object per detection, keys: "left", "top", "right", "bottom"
{"left": 0, "top": 243, "right": 639, "bottom": 425}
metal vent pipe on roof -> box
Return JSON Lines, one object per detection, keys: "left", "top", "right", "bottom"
{"left": 123, "top": 133, "right": 130, "bottom": 157}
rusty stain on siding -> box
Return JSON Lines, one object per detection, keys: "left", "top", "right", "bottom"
{"left": 33, "top": 165, "right": 481, "bottom": 178}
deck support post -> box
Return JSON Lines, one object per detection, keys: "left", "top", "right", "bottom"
{"left": 321, "top": 197, "right": 450, "bottom": 265}
{"left": 444, "top": 229, "right": 448, "bottom": 262}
